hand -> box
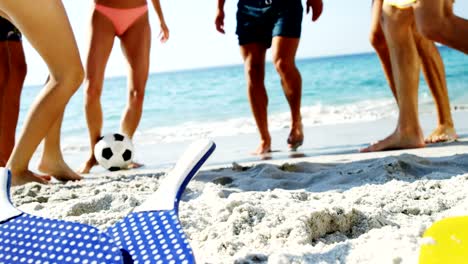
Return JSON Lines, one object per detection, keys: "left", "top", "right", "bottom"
{"left": 306, "top": 0, "right": 323, "bottom": 22}
{"left": 159, "top": 22, "right": 169, "bottom": 43}
{"left": 215, "top": 9, "right": 225, "bottom": 34}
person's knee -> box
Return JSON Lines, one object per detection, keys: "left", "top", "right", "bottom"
{"left": 66, "top": 65, "right": 84, "bottom": 96}
{"left": 369, "top": 28, "right": 386, "bottom": 49}
{"left": 273, "top": 58, "right": 294, "bottom": 77}
{"left": 128, "top": 88, "right": 145, "bottom": 106}
{"left": 416, "top": 18, "right": 444, "bottom": 42}
{"left": 52, "top": 62, "right": 84, "bottom": 97}
{"left": 413, "top": 3, "right": 448, "bottom": 42}
{"left": 245, "top": 61, "right": 264, "bottom": 86}
{"left": 71, "top": 64, "right": 85, "bottom": 87}
{"left": 83, "top": 78, "right": 102, "bottom": 102}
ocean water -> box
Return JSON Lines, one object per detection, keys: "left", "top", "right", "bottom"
{"left": 18, "top": 47, "right": 468, "bottom": 165}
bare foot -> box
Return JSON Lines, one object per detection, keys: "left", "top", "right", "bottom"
{"left": 287, "top": 123, "right": 304, "bottom": 151}
{"left": 251, "top": 140, "right": 271, "bottom": 155}
{"left": 360, "top": 129, "right": 425, "bottom": 152}
{"left": 77, "top": 156, "right": 98, "bottom": 174}
{"left": 127, "top": 161, "right": 144, "bottom": 169}
{"left": 10, "top": 169, "right": 51, "bottom": 186}
{"left": 425, "top": 125, "right": 458, "bottom": 143}
{"left": 39, "top": 158, "right": 82, "bottom": 182}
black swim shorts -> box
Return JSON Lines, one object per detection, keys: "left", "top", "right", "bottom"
{"left": 0, "top": 16, "right": 22, "bottom": 41}
{"left": 236, "top": 0, "right": 303, "bottom": 48}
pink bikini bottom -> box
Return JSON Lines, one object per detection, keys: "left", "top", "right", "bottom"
{"left": 95, "top": 4, "right": 148, "bottom": 36}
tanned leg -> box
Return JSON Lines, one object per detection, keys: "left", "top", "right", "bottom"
{"left": 370, "top": 0, "right": 398, "bottom": 102}
{"left": 118, "top": 12, "right": 151, "bottom": 169}
{"left": 412, "top": 26, "right": 457, "bottom": 143}
{"left": 361, "top": 5, "right": 425, "bottom": 152}
{"left": 0, "top": 41, "right": 26, "bottom": 167}
{"left": 370, "top": 0, "right": 457, "bottom": 143}
{"left": 0, "top": 41, "right": 10, "bottom": 166}
{"left": 271, "top": 36, "right": 303, "bottom": 150}
{"left": 240, "top": 43, "right": 270, "bottom": 155}
{"left": 77, "top": 8, "right": 115, "bottom": 174}
{"left": 1, "top": 0, "right": 84, "bottom": 185}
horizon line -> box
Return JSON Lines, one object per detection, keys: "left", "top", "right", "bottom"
{"left": 24, "top": 45, "right": 451, "bottom": 87}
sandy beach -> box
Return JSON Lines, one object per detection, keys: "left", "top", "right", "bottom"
{"left": 12, "top": 110, "right": 468, "bottom": 263}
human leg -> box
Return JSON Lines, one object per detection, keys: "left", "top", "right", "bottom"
{"left": 78, "top": 8, "right": 115, "bottom": 174}
{"left": 271, "top": 36, "right": 303, "bottom": 150}
{"left": 0, "top": 41, "right": 9, "bottom": 166}
{"left": 412, "top": 26, "right": 457, "bottom": 143}
{"left": 269, "top": 0, "right": 304, "bottom": 150}
{"left": 361, "top": 4, "right": 425, "bottom": 152}
{"left": 413, "top": 0, "right": 468, "bottom": 54}
{"left": 0, "top": 41, "right": 26, "bottom": 167}
{"left": 240, "top": 44, "right": 270, "bottom": 155}
{"left": 119, "top": 12, "right": 149, "bottom": 139}
{"left": 374, "top": 0, "right": 457, "bottom": 144}
{"left": 235, "top": 0, "right": 273, "bottom": 155}
{"left": 0, "top": 17, "right": 25, "bottom": 167}
{"left": 0, "top": 0, "right": 84, "bottom": 185}
{"left": 370, "top": 0, "right": 397, "bottom": 101}
{"left": 117, "top": 12, "right": 150, "bottom": 169}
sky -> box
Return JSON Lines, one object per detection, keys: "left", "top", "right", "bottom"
{"left": 21, "top": 0, "right": 468, "bottom": 85}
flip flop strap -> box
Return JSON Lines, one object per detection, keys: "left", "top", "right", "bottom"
{"left": 134, "top": 140, "right": 215, "bottom": 212}
{"left": 0, "top": 168, "right": 22, "bottom": 223}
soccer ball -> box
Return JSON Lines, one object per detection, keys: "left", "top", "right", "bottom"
{"left": 94, "top": 133, "right": 134, "bottom": 171}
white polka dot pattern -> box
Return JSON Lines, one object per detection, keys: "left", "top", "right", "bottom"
{"left": 106, "top": 140, "right": 215, "bottom": 263}
{"left": 108, "top": 210, "right": 194, "bottom": 264}
{"left": 0, "top": 213, "right": 123, "bottom": 263}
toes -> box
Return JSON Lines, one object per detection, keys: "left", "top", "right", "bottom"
{"left": 28, "top": 172, "right": 51, "bottom": 184}
{"left": 425, "top": 134, "right": 455, "bottom": 144}
{"left": 34, "top": 174, "right": 51, "bottom": 184}
{"left": 288, "top": 141, "right": 303, "bottom": 151}
{"left": 359, "top": 147, "right": 370, "bottom": 153}
{"left": 287, "top": 134, "right": 304, "bottom": 151}
{"left": 39, "top": 175, "right": 52, "bottom": 181}
{"left": 359, "top": 140, "right": 387, "bottom": 153}
{"left": 54, "top": 171, "right": 82, "bottom": 182}
{"left": 251, "top": 147, "right": 271, "bottom": 155}
{"left": 127, "top": 162, "right": 144, "bottom": 169}
{"left": 424, "top": 137, "right": 434, "bottom": 144}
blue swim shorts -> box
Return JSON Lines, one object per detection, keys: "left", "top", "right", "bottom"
{"left": 0, "top": 16, "right": 22, "bottom": 42}
{"left": 236, "top": 0, "right": 303, "bottom": 48}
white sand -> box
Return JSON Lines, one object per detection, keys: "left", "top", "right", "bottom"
{"left": 11, "top": 139, "right": 468, "bottom": 263}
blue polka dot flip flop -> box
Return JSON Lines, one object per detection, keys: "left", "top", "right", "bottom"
{"left": 0, "top": 168, "right": 124, "bottom": 264}
{"left": 107, "top": 139, "right": 216, "bottom": 264}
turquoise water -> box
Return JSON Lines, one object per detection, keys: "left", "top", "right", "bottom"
{"left": 19, "top": 47, "right": 467, "bottom": 149}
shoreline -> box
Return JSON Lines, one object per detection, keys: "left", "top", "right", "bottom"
{"left": 36, "top": 109, "right": 468, "bottom": 174}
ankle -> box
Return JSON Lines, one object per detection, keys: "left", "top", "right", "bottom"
{"left": 40, "top": 154, "right": 65, "bottom": 164}
{"left": 291, "top": 120, "right": 303, "bottom": 130}
{"left": 260, "top": 136, "right": 271, "bottom": 145}
{"left": 438, "top": 120, "right": 454, "bottom": 128}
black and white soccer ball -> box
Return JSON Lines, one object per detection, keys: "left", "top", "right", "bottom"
{"left": 94, "top": 133, "right": 134, "bottom": 171}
